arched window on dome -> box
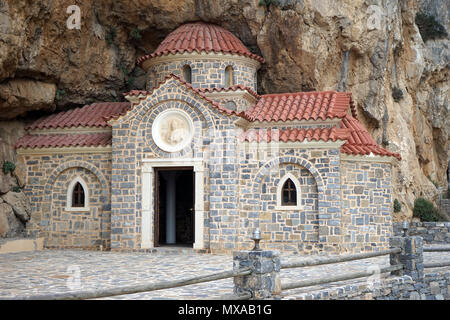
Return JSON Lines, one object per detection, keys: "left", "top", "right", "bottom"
{"left": 224, "top": 65, "right": 234, "bottom": 87}
{"left": 151, "top": 70, "right": 158, "bottom": 89}
{"left": 182, "top": 65, "right": 192, "bottom": 84}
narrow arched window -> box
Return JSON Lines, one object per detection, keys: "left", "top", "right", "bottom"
{"left": 282, "top": 178, "right": 297, "bottom": 206}
{"left": 72, "top": 182, "right": 85, "bottom": 207}
{"left": 66, "top": 177, "right": 89, "bottom": 211}
{"left": 225, "top": 66, "right": 233, "bottom": 87}
{"left": 150, "top": 70, "right": 158, "bottom": 89}
{"left": 182, "top": 65, "right": 192, "bottom": 83}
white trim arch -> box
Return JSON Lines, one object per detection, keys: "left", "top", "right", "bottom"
{"left": 275, "top": 173, "right": 302, "bottom": 211}
{"left": 65, "top": 176, "right": 89, "bottom": 212}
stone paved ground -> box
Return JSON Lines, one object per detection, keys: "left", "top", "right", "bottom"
{"left": 0, "top": 248, "right": 449, "bottom": 300}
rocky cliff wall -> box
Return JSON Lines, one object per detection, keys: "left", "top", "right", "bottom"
{"left": 0, "top": 0, "right": 448, "bottom": 226}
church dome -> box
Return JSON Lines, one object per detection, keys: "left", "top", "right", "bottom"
{"left": 138, "top": 22, "right": 264, "bottom": 65}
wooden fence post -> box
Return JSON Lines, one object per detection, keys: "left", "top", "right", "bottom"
{"left": 233, "top": 250, "right": 281, "bottom": 299}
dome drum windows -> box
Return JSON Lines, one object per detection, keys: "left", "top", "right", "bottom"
{"left": 276, "top": 173, "right": 301, "bottom": 210}
{"left": 224, "top": 65, "right": 234, "bottom": 87}
{"left": 182, "top": 65, "right": 192, "bottom": 83}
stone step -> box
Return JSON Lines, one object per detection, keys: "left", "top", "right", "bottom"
{"left": 0, "top": 237, "right": 44, "bottom": 254}
{"left": 137, "top": 246, "right": 210, "bottom": 255}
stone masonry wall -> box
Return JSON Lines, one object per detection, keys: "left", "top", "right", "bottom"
{"left": 46, "top": 167, "right": 103, "bottom": 248}
{"left": 146, "top": 54, "right": 258, "bottom": 91}
{"left": 393, "top": 222, "right": 450, "bottom": 244}
{"left": 283, "top": 271, "right": 450, "bottom": 300}
{"left": 22, "top": 152, "right": 112, "bottom": 249}
{"left": 233, "top": 144, "right": 343, "bottom": 255}
{"left": 207, "top": 94, "right": 255, "bottom": 113}
{"left": 340, "top": 160, "right": 393, "bottom": 253}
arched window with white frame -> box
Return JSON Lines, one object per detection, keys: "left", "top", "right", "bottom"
{"left": 276, "top": 173, "right": 301, "bottom": 210}
{"left": 66, "top": 177, "right": 89, "bottom": 211}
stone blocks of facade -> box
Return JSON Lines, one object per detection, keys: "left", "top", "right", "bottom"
{"left": 393, "top": 221, "right": 450, "bottom": 244}
{"left": 146, "top": 55, "right": 258, "bottom": 91}
{"left": 341, "top": 160, "right": 393, "bottom": 253}
{"left": 235, "top": 146, "right": 343, "bottom": 255}
{"left": 110, "top": 78, "right": 235, "bottom": 250}
{"left": 22, "top": 153, "right": 112, "bottom": 249}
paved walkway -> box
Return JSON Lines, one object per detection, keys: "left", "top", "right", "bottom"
{"left": 0, "top": 249, "right": 449, "bottom": 300}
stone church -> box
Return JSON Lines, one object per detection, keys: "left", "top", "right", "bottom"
{"left": 15, "top": 22, "right": 401, "bottom": 254}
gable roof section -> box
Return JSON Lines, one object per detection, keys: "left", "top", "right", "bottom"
{"left": 138, "top": 22, "right": 264, "bottom": 66}
{"left": 123, "top": 73, "right": 241, "bottom": 117}
{"left": 15, "top": 133, "right": 111, "bottom": 149}
{"left": 239, "top": 127, "right": 351, "bottom": 143}
{"left": 340, "top": 115, "right": 401, "bottom": 160}
{"left": 26, "top": 102, "right": 131, "bottom": 130}
{"left": 239, "top": 114, "right": 401, "bottom": 160}
{"left": 243, "top": 91, "right": 352, "bottom": 122}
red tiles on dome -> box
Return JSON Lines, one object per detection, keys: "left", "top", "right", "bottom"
{"left": 197, "top": 85, "right": 260, "bottom": 99}
{"left": 26, "top": 102, "right": 131, "bottom": 130}
{"left": 15, "top": 133, "right": 112, "bottom": 149}
{"left": 340, "top": 115, "right": 401, "bottom": 160}
{"left": 244, "top": 91, "right": 352, "bottom": 122}
{"left": 138, "top": 22, "right": 264, "bottom": 65}
{"left": 239, "top": 127, "right": 351, "bottom": 143}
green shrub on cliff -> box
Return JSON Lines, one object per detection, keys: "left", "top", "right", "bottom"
{"left": 2, "top": 161, "right": 15, "bottom": 174}
{"left": 393, "top": 199, "right": 402, "bottom": 213}
{"left": 413, "top": 197, "right": 443, "bottom": 222}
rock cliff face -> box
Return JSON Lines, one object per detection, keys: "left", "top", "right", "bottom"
{"left": 0, "top": 0, "right": 448, "bottom": 227}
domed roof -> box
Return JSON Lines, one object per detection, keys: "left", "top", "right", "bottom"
{"left": 138, "top": 22, "right": 264, "bottom": 65}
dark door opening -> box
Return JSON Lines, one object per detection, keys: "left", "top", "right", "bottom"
{"left": 155, "top": 168, "right": 194, "bottom": 247}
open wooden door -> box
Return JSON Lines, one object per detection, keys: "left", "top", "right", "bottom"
{"left": 154, "top": 168, "right": 160, "bottom": 247}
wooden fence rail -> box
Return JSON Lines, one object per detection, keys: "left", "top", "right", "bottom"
{"left": 14, "top": 268, "right": 251, "bottom": 300}
{"left": 280, "top": 248, "right": 401, "bottom": 270}
{"left": 211, "top": 293, "right": 252, "bottom": 300}
{"left": 423, "top": 246, "right": 450, "bottom": 252}
{"left": 281, "top": 264, "right": 403, "bottom": 291}
{"left": 423, "top": 261, "right": 450, "bottom": 269}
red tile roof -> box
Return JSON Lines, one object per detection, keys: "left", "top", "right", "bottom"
{"left": 197, "top": 85, "right": 260, "bottom": 99}
{"left": 340, "top": 115, "right": 401, "bottom": 160}
{"left": 26, "top": 102, "right": 131, "bottom": 130}
{"left": 243, "top": 91, "right": 352, "bottom": 122}
{"left": 15, "top": 133, "right": 112, "bottom": 149}
{"left": 239, "top": 127, "right": 351, "bottom": 143}
{"left": 138, "top": 22, "right": 264, "bottom": 65}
